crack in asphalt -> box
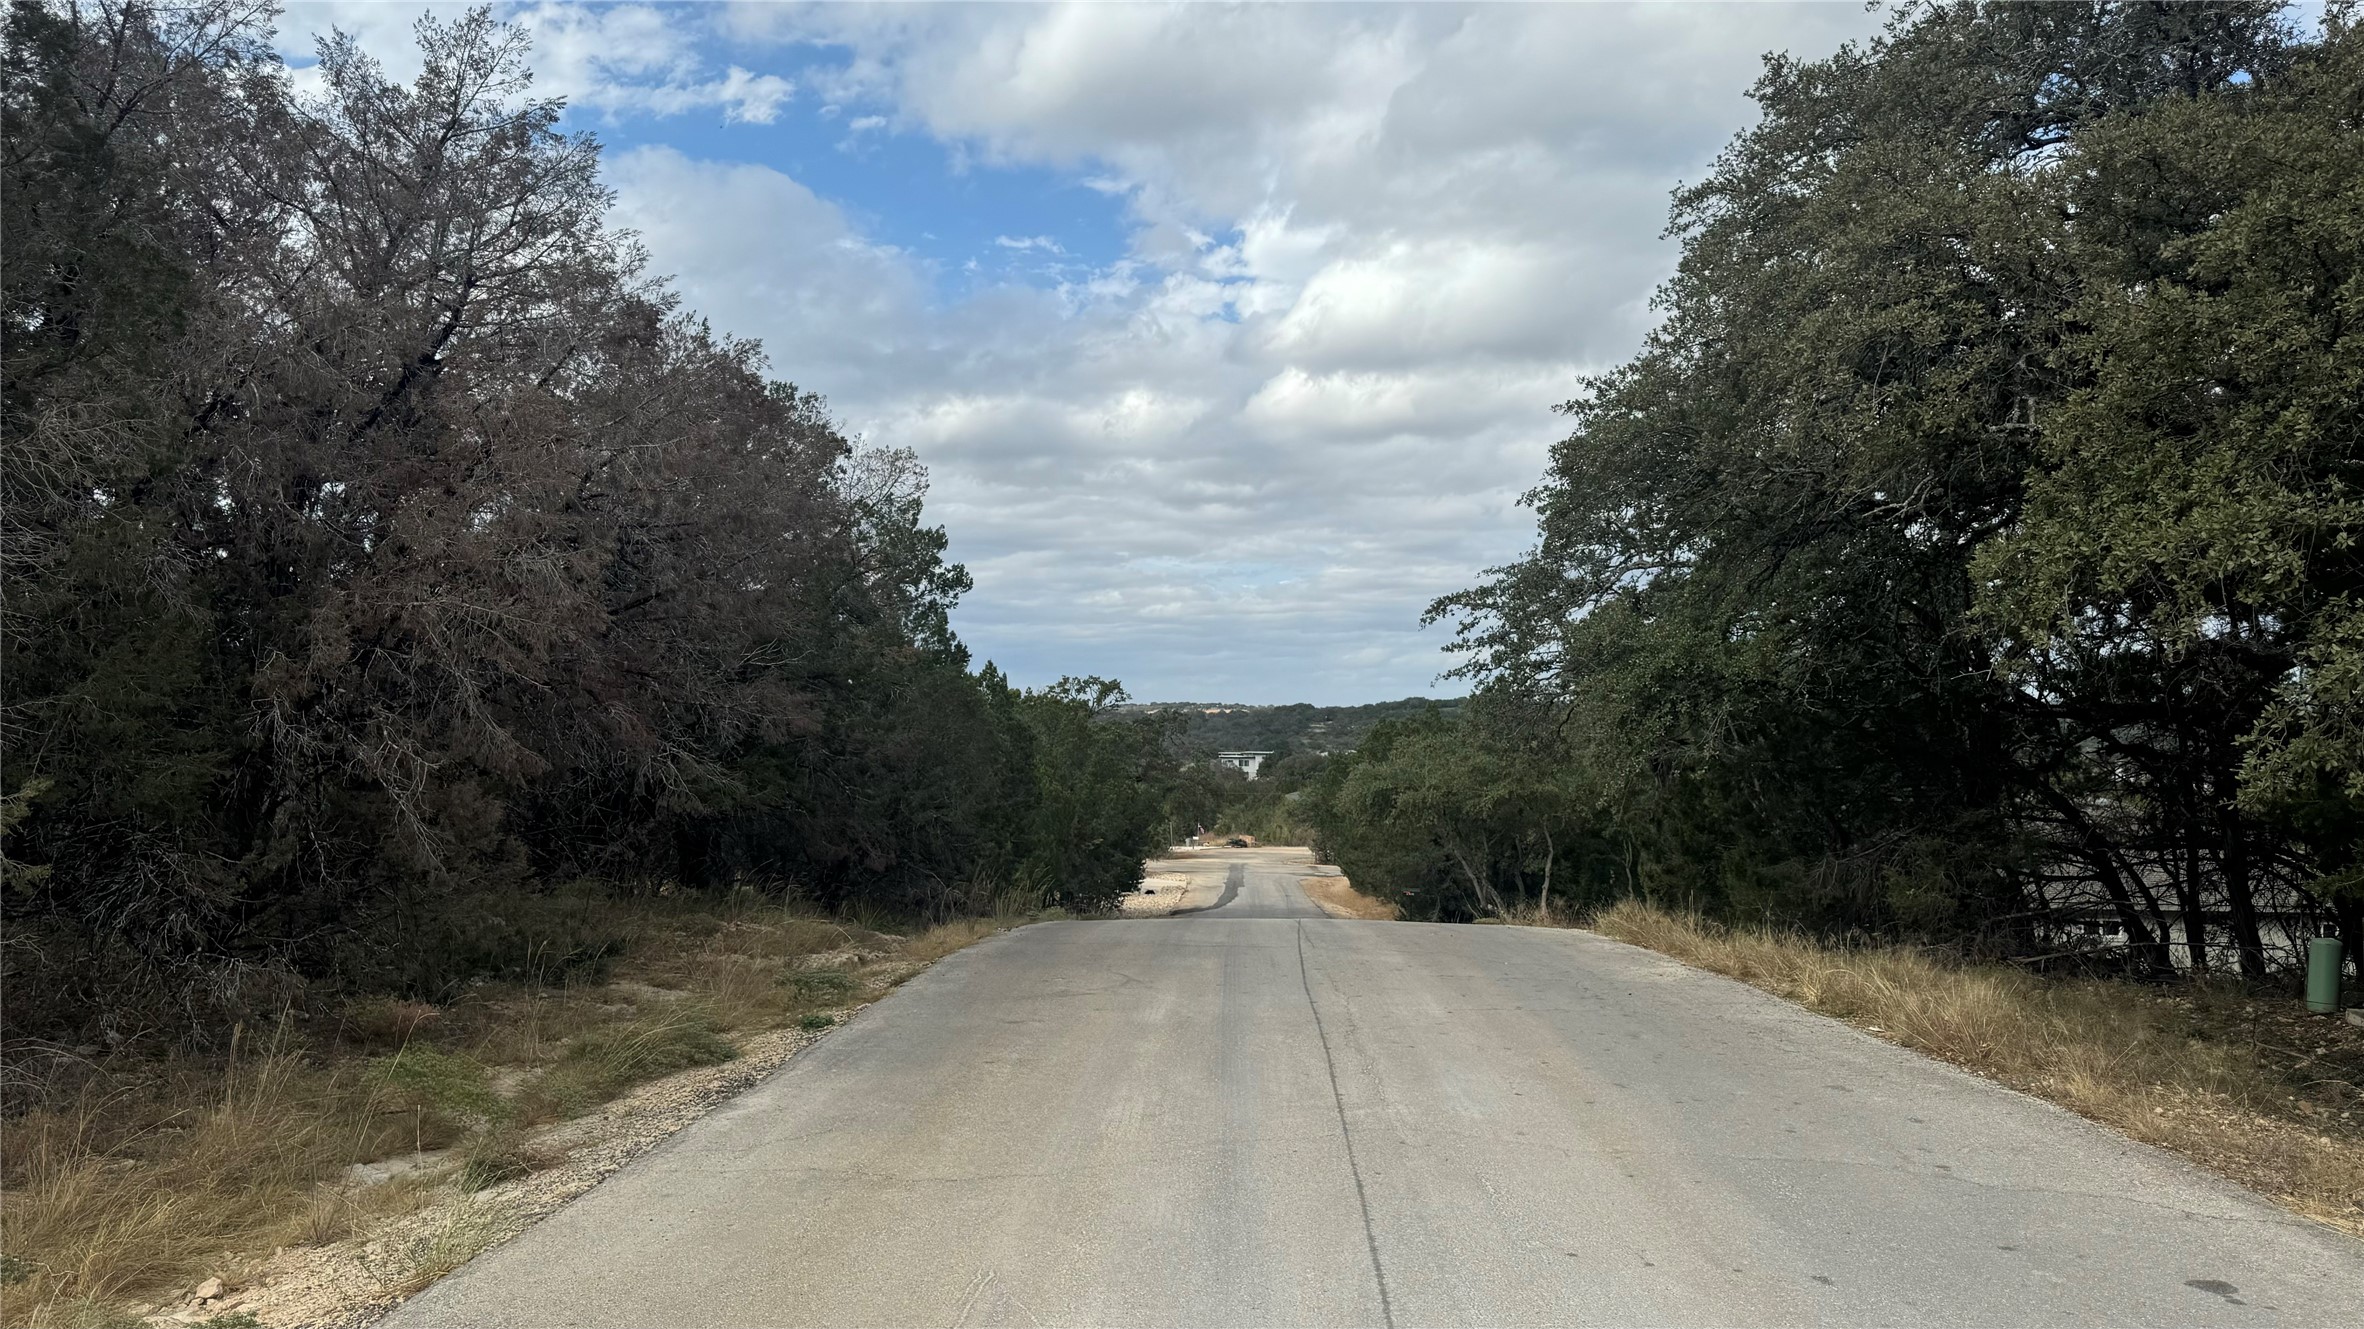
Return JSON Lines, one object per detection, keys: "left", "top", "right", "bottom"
{"left": 1297, "top": 918, "right": 1397, "bottom": 1328}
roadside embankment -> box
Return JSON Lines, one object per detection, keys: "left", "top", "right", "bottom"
{"left": 0, "top": 904, "right": 1035, "bottom": 1328}
{"left": 1299, "top": 866, "right": 1399, "bottom": 920}
{"left": 1589, "top": 900, "right": 2364, "bottom": 1238}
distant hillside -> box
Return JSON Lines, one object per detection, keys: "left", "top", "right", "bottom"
{"left": 1119, "top": 697, "right": 1464, "bottom": 756}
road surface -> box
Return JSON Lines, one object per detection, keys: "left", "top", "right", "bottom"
{"left": 383, "top": 847, "right": 2364, "bottom": 1327}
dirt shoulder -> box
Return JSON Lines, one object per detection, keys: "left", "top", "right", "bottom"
{"left": 222, "top": 1024, "right": 831, "bottom": 1329}
{"left": 1299, "top": 868, "right": 1399, "bottom": 920}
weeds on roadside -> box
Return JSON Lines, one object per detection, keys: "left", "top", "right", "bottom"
{"left": 0, "top": 894, "right": 1031, "bottom": 1325}
{"left": 457, "top": 1126, "right": 562, "bottom": 1193}
{"left": 379, "top": 1199, "right": 509, "bottom": 1299}
{"left": 1588, "top": 900, "right": 2364, "bottom": 1235}
{"left": 784, "top": 967, "right": 858, "bottom": 1005}
{"left": 515, "top": 1014, "right": 737, "bottom": 1123}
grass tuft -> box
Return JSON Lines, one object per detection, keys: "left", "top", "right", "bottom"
{"left": 516, "top": 1014, "right": 737, "bottom": 1123}
{"left": 902, "top": 917, "right": 1013, "bottom": 962}
{"left": 380, "top": 1200, "right": 507, "bottom": 1299}
{"left": 0, "top": 1043, "right": 442, "bottom": 1323}
{"left": 455, "top": 1125, "right": 563, "bottom": 1193}
{"left": 782, "top": 966, "right": 858, "bottom": 1005}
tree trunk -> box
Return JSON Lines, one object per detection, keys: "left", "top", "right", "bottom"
{"left": 2338, "top": 892, "right": 2364, "bottom": 990}
{"left": 2178, "top": 836, "right": 2210, "bottom": 976}
{"left": 1539, "top": 824, "right": 1556, "bottom": 922}
{"left": 2035, "top": 781, "right": 2174, "bottom": 977}
{"left": 2219, "top": 811, "right": 2268, "bottom": 980}
{"left": 1444, "top": 836, "right": 1501, "bottom": 917}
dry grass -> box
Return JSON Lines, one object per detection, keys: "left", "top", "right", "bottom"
{"left": 0, "top": 1039, "right": 453, "bottom": 1324}
{"left": 1300, "top": 874, "right": 1400, "bottom": 921}
{"left": 1589, "top": 900, "right": 2364, "bottom": 1235}
{"left": 901, "top": 916, "right": 1024, "bottom": 964}
{"left": 377, "top": 1198, "right": 509, "bottom": 1301}
{"left": 0, "top": 897, "right": 1031, "bottom": 1326}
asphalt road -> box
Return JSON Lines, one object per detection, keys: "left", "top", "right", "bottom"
{"left": 382, "top": 848, "right": 2364, "bottom": 1327}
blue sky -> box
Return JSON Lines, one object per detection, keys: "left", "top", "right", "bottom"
{"left": 281, "top": 2, "right": 1887, "bottom": 704}
{"left": 587, "top": 54, "right": 1138, "bottom": 301}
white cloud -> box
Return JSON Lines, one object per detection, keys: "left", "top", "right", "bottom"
{"left": 511, "top": 4, "right": 791, "bottom": 122}
{"left": 280, "top": 3, "right": 791, "bottom": 124}
{"left": 699, "top": 3, "right": 1886, "bottom": 699}
{"left": 292, "top": 1, "right": 1888, "bottom": 702}
{"left": 601, "top": 146, "right": 926, "bottom": 395}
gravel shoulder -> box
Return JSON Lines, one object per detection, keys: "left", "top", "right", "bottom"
{"left": 205, "top": 1026, "right": 833, "bottom": 1328}
{"left": 130, "top": 926, "right": 995, "bottom": 1329}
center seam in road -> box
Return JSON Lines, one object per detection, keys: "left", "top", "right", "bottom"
{"left": 1295, "top": 918, "right": 1397, "bottom": 1328}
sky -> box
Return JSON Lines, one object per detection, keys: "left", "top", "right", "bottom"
{"left": 276, "top": 1, "right": 1888, "bottom": 704}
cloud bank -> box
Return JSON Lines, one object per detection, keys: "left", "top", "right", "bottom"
{"left": 281, "top": 2, "right": 1885, "bottom": 702}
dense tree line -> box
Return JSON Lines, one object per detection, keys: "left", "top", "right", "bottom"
{"left": 1319, "top": 2, "right": 2360, "bottom": 982}
{"left": 1161, "top": 751, "right": 1330, "bottom": 847}
{"left": 1123, "top": 697, "right": 1465, "bottom": 759}
{"left": 0, "top": 2, "right": 1171, "bottom": 1041}
{"left": 1147, "top": 700, "right": 1458, "bottom": 845}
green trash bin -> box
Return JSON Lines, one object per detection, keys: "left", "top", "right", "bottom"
{"left": 2308, "top": 936, "right": 2344, "bottom": 1015}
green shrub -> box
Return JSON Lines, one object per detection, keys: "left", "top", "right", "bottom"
{"left": 335, "top": 886, "right": 635, "bottom": 1002}
{"left": 782, "top": 966, "right": 856, "bottom": 1005}
{"left": 519, "top": 1015, "right": 735, "bottom": 1120}
{"left": 797, "top": 1013, "right": 835, "bottom": 1031}
{"left": 374, "top": 1045, "right": 509, "bottom": 1127}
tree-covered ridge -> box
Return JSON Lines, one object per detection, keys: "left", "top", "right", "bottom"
{"left": 1323, "top": 1, "right": 2359, "bottom": 977}
{"left": 0, "top": 2, "right": 1173, "bottom": 1042}
{"left": 1121, "top": 697, "right": 1466, "bottom": 759}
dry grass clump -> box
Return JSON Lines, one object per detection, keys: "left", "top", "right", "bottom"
{"left": 378, "top": 1200, "right": 509, "bottom": 1300}
{"left": 0, "top": 1039, "right": 445, "bottom": 1324}
{"left": 1301, "top": 875, "right": 1400, "bottom": 921}
{"left": 513, "top": 1014, "right": 738, "bottom": 1124}
{"left": 0, "top": 896, "right": 1031, "bottom": 1326}
{"left": 902, "top": 916, "right": 1022, "bottom": 963}
{"left": 1589, "top": 900, "right": 2364, "bottom": 1235}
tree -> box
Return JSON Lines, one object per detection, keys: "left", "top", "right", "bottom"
{"left": 1427, "top": 1, "right": 2344, "bottom": 968}
{"left": 1, "top": 4, "right": 1180, "bottom": 1040}
{"left": 1974, "top": 14, "right": 2364, "bottom": 974}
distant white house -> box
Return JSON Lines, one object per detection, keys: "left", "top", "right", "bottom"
{"left": 1215, "top": 751, "right": 1274, "bottom": 780}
